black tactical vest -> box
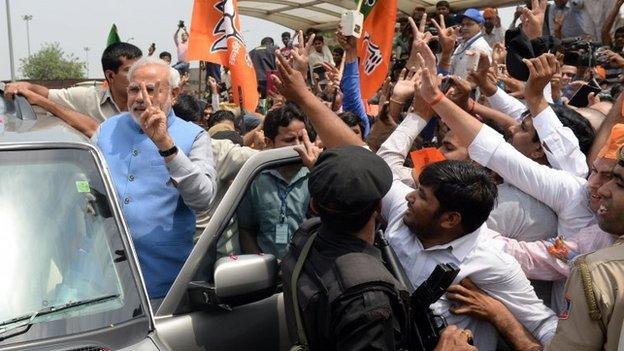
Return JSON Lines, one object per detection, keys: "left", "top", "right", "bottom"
{"left": 282, "top": 218, "right": 412, "bottom": 351}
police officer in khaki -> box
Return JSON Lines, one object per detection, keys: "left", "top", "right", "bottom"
{"left": 439, "top": 146, "right": 624, "bottom": 350}
{"left": 545, "top": 146, "right": 624, "bottom": 350}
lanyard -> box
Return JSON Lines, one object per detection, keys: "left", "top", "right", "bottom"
{"left": 274, "top": 178, "right": 294, "bottom": 224}
{"left": 450, "top": 33, "right": 484, "bottom": 76}
{"left": 454, "top": 33, "right": 484, "bottom": 57}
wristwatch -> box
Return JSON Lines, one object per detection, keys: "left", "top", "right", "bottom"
{"left": 158, "top": 145, "right": 178, "bottom": 157}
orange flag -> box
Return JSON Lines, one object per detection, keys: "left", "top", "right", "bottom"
{"left": 410, "top": 147, "right": 446, "bottom": 179}
{"left": 187, "top": 0, "right": 259, "bottom": 112}
{"left": 357, "top": 0, "right": 397, "bottom": 100}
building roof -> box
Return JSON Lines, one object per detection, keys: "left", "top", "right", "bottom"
{"left": 238, "top": 0, "right": 519, "bottom": 30}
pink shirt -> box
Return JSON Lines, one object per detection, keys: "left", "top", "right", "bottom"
{"left": 488, "top": 224, "right": 616, "bottom": 281}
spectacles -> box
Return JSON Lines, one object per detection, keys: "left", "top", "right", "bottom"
{"left": 127, "top": 83, "right": 161, "bottom": 96}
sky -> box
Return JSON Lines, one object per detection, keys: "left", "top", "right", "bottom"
{"left": 0, "top": 0, "right": 516, "bottom": 80}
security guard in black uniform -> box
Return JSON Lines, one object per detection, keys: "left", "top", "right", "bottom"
{"left": 282, "top": 146, "right": 410, "bottom": 350}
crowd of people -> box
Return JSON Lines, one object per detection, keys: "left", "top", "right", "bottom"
{"left": 5, "top": 0, "right": 624, "bottom": 349}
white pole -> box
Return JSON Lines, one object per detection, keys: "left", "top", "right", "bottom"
{"left": 84, "top": 47, "right": 90, "bottom": 77}
{"left": 23, "top": 15, "right": 32, "bottom": 57}
{"left": 6, "top": 0, "right": 16, "bottom": 81}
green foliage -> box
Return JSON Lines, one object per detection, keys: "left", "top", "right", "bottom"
{"left": 20, "top": 42, "right": 86, "bottom": 79}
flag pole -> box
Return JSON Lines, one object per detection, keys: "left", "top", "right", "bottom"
{"left": 198, "top": 61, "right": 204, "bottom": 99}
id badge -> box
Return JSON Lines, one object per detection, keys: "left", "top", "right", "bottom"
{"left": 275, "top": 223, "right": 289, "bottom": 244}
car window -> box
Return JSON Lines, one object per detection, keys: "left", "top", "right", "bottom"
{"left": 193, "top": 159, "right": 310, "bottom": 283}
{"left": 0, "top": 148, "right": 146, "bottom": 345}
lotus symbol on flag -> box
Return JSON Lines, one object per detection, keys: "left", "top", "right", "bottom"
{"left": 211, "top": 0, "right": 244, "bottom": 53}
{"left": 363, "top": 33, "right": 382, "bottom": 75}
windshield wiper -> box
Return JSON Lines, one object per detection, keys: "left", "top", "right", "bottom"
{"left": 0, "top": 294, "right": 119, "bottom": 342}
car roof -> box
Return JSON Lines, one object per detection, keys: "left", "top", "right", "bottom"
{"left": 1, "top": 113, "right": 90, "bottom": 144}
{"left": 0, "top": 95, "right": 90, "bottom": 146}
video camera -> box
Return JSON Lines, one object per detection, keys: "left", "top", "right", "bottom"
{"left": 561, "top": 37, "right": 609, "bottom": 67}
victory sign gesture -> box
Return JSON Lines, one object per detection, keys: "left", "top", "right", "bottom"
{"left": 138, "top": 81, "right": 175, "bottom": 153}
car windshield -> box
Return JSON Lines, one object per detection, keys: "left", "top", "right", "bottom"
{"left": 0, "top": 147, "right": 146, "bottom": 343}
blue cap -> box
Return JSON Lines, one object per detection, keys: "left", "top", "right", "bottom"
{"left": 460, "top": 8, "right": 484, "bottom": 24}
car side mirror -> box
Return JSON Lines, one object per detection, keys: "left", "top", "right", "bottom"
{"left": 188, "top": 254, "right": 278, "bottom": 309}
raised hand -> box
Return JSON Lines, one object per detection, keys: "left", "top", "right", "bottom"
{"left": 492, "top": 43, "right": 506, "bottom": 66}
{"left": 138, "top": 81, "right": 172, "bottom": 151}
{"left": 272, "top": 50, "right": 309, "bottom": 103}
{"left": 551, "top": 71, "right": 563, "bottom": 101}
{"left": 431, "top": 15, "right": 459, "bottom": 55}
{"left": 407, "top": 13, "right": 436, "bottom": 48}
{"left": 467, "top": 52, "right": 498, "bottom": 97}
{"left": 523, "top": 53, "right": 558, "bottom": 102}
{"left": 520, "top": 0, "right": 547, "bottom": 40}
{"left": 294, "top": 129, "right": 323, "bottom": 169}
{"left": 410, "top": 67, "right": 435, "bottom": 119}
{"left": 377, "top": 76, "right": 394, "bottom": 109}
{"left": 335, "top": 27, "right": 357, "bottom": 61}
{"left": 416, "top": 54, "right": 443, "bottom": 104}
{"left": 391, "top": 67, "right": 419, "bottom": 103}
{"left": 322, "top": 61, "right": 340, "bottom": 84}
{"left": 446, "top": 75, "right": 474, "bottom": 111}
{"left": 291, "top": 30, "right": 315, "bottom": 75}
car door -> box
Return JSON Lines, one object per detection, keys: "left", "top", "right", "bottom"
{"left": 153, "top": 147, "right": 303, "bottom": 351}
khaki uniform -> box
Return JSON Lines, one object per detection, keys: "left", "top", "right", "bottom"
{"left": 48, "top": 85, "right": 120, "bottom": 122}
{"left": 546, "top": 238, "right": 624, "bottom": 351}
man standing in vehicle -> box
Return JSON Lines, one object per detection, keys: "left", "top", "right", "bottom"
{"left": 93, "top": 57, "right": 216, "bottom": 306}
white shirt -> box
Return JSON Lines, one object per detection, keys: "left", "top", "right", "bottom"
{"left": 377, "top": 113, "right": 428, "bottom": 187}
{"left": 487, "top": 88, "right": 589, "bottom": 178}
{"left": 308, "top": 45, "right": 334, "bottom": 69}
{"left": 382, "top": 180, "right": 558, "bottom": 350}
{"left": 482, "top": 27, "right": 504, "bottom": 48}
{"left": 488, "top": 182, "right": 559, "bottom": 242}
{"left": 469, "top": 125, "right": 598, "bottom": 312}
{"left": 451, "top": 34, "right": 492, "bottom": 79}
{"left": 469, "top": 124, "right": 596, "bottom": 237}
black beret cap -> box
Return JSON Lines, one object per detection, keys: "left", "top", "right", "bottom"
{"left": 309, "top": 146, "right": 393, "bottom": 213}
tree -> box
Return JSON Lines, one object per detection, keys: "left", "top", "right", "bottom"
{"left": 20, "top": 42, "right": 86, "bottom": 79}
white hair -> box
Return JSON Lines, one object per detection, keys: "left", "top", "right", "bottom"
{"left": 127, "top": 56, "right": 177, "bottom": 89}
{"left": 169, "top": 67, "right": 181, "bottom": 88}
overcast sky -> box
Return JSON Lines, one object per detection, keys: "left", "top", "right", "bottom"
{"left": 0, "top": 0, "right": 515, "bottom": 80}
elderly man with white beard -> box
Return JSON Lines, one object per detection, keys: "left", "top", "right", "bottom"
{"left": 92, "top": 56, "right": 217, "bottom": 306}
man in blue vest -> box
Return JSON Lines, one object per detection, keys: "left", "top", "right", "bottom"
{"left": 93, "top": 57, "right": 217, "bottom": 305}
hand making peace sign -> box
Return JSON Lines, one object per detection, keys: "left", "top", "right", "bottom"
{"left": 138, "top": 81, "right": 174, "bottom": 151}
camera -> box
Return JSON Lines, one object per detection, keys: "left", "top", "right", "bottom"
{"left": 561, "top": 37, "right": 609, "bottom": 67}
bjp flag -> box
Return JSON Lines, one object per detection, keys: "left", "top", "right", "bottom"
{"left": 187, "top": 0, "right": 259, "bottom": 112}
{"left": 357, "top": 0, "right": 397, "bottom": 100}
